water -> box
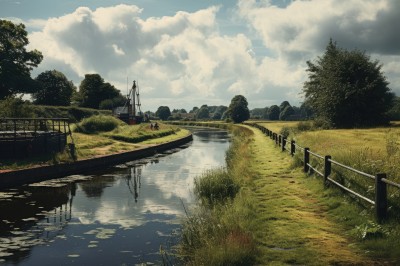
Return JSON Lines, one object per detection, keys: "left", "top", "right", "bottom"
{"left": 0, "top": 128, "right": 230, "bottom": 265}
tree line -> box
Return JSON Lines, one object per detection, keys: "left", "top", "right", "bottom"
{"left": 1, "top": 19, "right": 400, "bottom": 127}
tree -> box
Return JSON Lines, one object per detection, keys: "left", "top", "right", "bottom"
{"left": 32, "top": 70, "right": 75, "bottom": 106}
{"left": 196, "top": 105, "right": 210, "bottom": 120}
{"left": 267, "top": 105, "right": 280, "bottom": 120}
{"left": 0, "top": 96, "right": 35, "bottom": 117}
{"left": 0, "top": 20, "right": 43, "bottom": 99}
{"left": 279, "top": 101, "right": 291, "bottom": 112}
{"left": 303, "top": 39, "right": 394, "bottom": 127}
{"left": 227, "top": 95, "right": 250, "bottom": 123}
{"left": 279, "top": 106, "right": 295, "bottom": 121}
{"left": 156, "top": 106, "right": 171, "bottom": 120}
{"left": 77, "top": 74, "right": 122, "bottom": 109}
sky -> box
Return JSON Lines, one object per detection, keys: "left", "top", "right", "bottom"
{"left": 1, "top": 0, "right": 400, "bottom": 112}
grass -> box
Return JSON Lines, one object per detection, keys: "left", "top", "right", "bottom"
{"left": 0, "top": 118, "right": 190, "bottom": 170}
{"left": 179, "top": 121, "right": 400, "bottom": 265}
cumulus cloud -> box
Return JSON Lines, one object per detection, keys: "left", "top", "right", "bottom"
{"left": 238, "top": 0, "right": 400, "bottom": 99}
{"left": 26, "top": 1, "right": 400, "bottom": 110}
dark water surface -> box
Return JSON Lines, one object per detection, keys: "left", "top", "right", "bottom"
{"left": 0, "top": 128, "right": 230, "bottom": 265}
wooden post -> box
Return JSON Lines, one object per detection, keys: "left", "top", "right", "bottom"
{"left": 278, "top": 135, "right": 282, "bottom": 146}
{"left": 375, "top": 173, "right": 387, "bottom": 222}
{"left": 304, "top": 148, "right": 310, "bottom": 173}
{"left": 324, "top": 155, "right": 331, "bottom": 185}
{"left": 290, "top": 140, "right": 295, "bottom": 156}
{"left": 282, "top": 137, "right": 286, "bottom": 152}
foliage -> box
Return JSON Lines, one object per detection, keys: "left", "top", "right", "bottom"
{"left": 156, "top": 106, "right": 171, "bottom": 120}
{"left": 303, "top": 39, "right": 394, "bottom": 128}
{"left": 32, "top": 70, "right": 76, "bottom": 106}
{"left": 99, "top": 95, "right": 126, "bottom": 110}
{"left": 0, "top": 20, "right": 43, "bottom": 99}
{"left": 196, "top": 105, "right": 210, "bottom": 120}
{"left": 77, "top": 74, "right": 122, "bottom": 109}
{"left": 74, "top": 115, "right": 123, "bottom": 133}
{"left": 227, "top": 95, "right": 250, "bottom": 123}
{"left": 279, "top": 105, "right": 295, "bottom": 121}
{"left": 267, "top": 105, "right": 280, "bottom": 120}
{"left": 387, "top": 96, "right": 400, "bottom": 120}
{"left": 178, "top": 125, "right": 257, "bottom": 265}
{"left": 0, "top": 96, "right": 35, "bottom": 117}
{"left": 279, "top": 101, "right": 291, "bottom": 112}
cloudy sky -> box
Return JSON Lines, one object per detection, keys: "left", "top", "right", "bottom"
{"left": 1, "top": 0, "right": 399, "bottom": 111}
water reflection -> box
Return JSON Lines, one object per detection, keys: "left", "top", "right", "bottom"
{"left": 0, "top": 128, "right": 229, "bottom": 265}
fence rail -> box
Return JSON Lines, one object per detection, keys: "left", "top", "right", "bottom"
{"left": 246, "top": 122, "right": 400, "bottom": 222}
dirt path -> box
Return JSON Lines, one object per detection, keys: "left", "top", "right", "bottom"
{"left": 247, "top": 126, "right": 371, "bottom": 265}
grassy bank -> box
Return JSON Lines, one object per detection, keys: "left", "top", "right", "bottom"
{"left": 178, "top": 125, "right": 259, "bottom": 265}
{"left": 0, "top": 116, "right": 189, "bottom": 170}
{"left": 179, "top": 122, "right": 399, "bottom": 264}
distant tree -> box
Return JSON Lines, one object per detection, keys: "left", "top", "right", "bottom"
{"left": 388, "top": 96, "right": 400, "bottom": 120}
{"left": 250, "top": 108, "right": 266, "bottom": 118}
{"left": 279, "top": 101, "right": 291, "bottom": 112}
{"left": 196, "top": 105, "right": 210, "bottom": 119}
{"left": 212, "top": 105, "right": 228, "bottom": 120}
{"left": 0, "top": 96, "right": 35, "bottom": 118}
{"left": 279, "top": 106, "right": 295, "bottom": 121}
{"left": 77, "top": 74, "right": 122, "bottom": 109}
{"left": 262, "top": 107, "right": 269, "bottom": 119}
{"left": 227, "top": 95, "right": 250, "bottom": 123}
{"left": 180, "top": 108, "right": 187, "bottom": 114}
{"left": 267, "top": 105, "right": 280, "bottom": 120}
{"left": 189, "top": 107, "right": 199, "bottom": 114}
{"left": 0, "top": 20, "right": 43, "bottom": 99}
{"left": 303, "top": 39, "right": 394, "bottom": 127}
{"left": 156, "top": 106, "right": 171, "bottom": 120}
{"left": 32, "top": 70, "right": 75, "bottom": 106}
{"left": 99, "top": 95, "right": 126, "bottom": 110}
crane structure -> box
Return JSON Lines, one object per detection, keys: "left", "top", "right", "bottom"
{"left": 114, "top": 80, "right": 144, "bottom": 124}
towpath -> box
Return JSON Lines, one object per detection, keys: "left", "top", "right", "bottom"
{"left": 246, "top": 125, "right": 372, "bottom": 265}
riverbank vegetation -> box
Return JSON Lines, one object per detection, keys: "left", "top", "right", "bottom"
{"left": 178, "top": 126, "right": 259, "bottom": 265}
{"left": 0, "top": 115, "right": 188, "bottom": 170}
{"left": 255, "top": 121, "right": 400, "bottom": 261}
{"left": 178, "top": 122, "right": 400, "bottom": 264}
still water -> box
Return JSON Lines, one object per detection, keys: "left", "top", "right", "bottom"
{"left": 0, "top": 128, "right": 230, "bottom": 265}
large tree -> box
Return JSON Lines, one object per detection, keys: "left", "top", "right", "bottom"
{"left": 33, "top": 70, "right": 75, "bottom": 106}
{"left": 267, "top": 105, "right": 280, "bottom": 120}
{"left": 0, "top": 20, "right": 43, "bottom": 99}
{"left": 77, "top": 74, "right": 122, "bottom": 109}
{"left": 196, "top": 105, "right": 210, "bottom": 120}
{"left": 227, "top": 95, "right": 250, "bottom": 123}
{"left": 303, "top": 40, "right": 394, "bottom": 128}
{"left": 156, "top": 106, "right": 171, "bottom": 121}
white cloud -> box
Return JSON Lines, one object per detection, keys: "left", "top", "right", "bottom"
{"left": 238, "top": 0, "right": 400, "bottom": 102}
{"left": 26, "top": 1, "right": 400, "bottom": 111}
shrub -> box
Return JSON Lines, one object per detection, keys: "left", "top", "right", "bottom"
{"left": 74, "top": 115, "right": 123, "bottom": 133}
{"left": 194, "top": 168, "right": 240, "bottom": 205}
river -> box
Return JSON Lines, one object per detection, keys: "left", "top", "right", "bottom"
{"left": 0, "top": 127, "right": 230, "bottom": 265}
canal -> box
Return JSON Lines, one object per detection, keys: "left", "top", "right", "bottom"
{"left": 0, "top": 127, "right": 230, "bottom": 265}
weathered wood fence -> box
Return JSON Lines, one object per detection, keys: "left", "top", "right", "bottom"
{"left": 247, "top": 123, "right": 400, "bottom": 222}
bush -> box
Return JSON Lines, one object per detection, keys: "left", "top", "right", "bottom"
{"left": 74, "top": 115, "right": 123, "bottom": 133}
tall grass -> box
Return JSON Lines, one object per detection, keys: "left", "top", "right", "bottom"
{"left": 178, "top": 125, "right": 258, "bottom": 265}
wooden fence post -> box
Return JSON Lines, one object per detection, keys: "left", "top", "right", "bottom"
{"left": 275, "top": 134, "right": 279, "bottom": 145}
{"left": 278, "top": 135, "right": 282, "bottom": 146}
{"left": 324, "top": 155, "right": 331, "bottom": 185}
{"left": 304, "top": 148, "right": 310, "bottom": 173}
{"left": 290, "top": 140, "right": 295, "bottom": 156}
{"left": 375, "top": 173, "right": 388, "bottom": 222}
{"left": 282, "top": 137, "right": 286, "bottom": 152}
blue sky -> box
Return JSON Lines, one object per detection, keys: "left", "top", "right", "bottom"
{"left": 1, "top": 0, "right": 399, "bottom": 111}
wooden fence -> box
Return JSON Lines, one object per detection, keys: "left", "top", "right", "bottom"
{"left": 247, "top": 123, "right": 400, "bottom": 222}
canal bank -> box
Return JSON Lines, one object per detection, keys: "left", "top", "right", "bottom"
{"left": 0, "top": 133, "right": 193, "bottom": 189}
